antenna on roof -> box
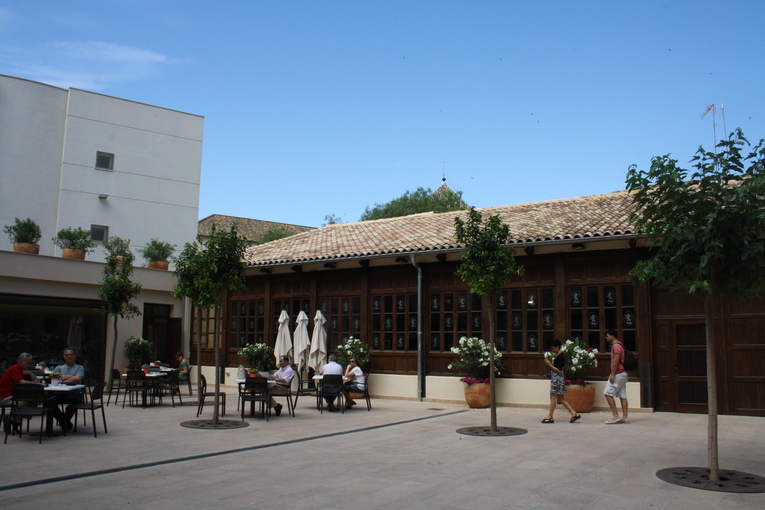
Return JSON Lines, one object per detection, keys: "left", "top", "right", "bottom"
{"left": 701, "top": 104, "right": 717, "bottom": 150}
{"left": 721, "top": 103, "right": 727, "bottom": 139}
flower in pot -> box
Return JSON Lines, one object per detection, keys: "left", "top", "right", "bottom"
{"left": 52, "top": 226, "right": 96, "bottom": 259}
{"left": 49, "top": 372, "right": 62, "bottom": 386}
{"left": 139, "top": 238, "right": 176, "bottom": 270}
{"left": 238, "top": 343, "right": 273, "bottom": 373}
{"left": 4, "top": 217, "right": 42, "bottom": 254}
{"left": 336, "top": 336, "right": 371, "bottom": 369}
{"left": 556, "top": 339, "right": 599, "bottom": 413}
{"left": 123, "top": 336, "right": 154, "bottom": 369}
{"left": 448, "top": 336, "right": 504, "bottom": 408}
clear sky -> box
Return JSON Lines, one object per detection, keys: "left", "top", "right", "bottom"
{"left": 2, "top": 1, "right": 763, "bottom": 228}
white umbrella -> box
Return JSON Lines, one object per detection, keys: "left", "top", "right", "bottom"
{"left": 274, "top": 310, "right": 293, "bottom": 362}
{"left": 308, "top": 310, "right": 328, "bottom": 372}
{"left": 293, "top": 311, "right": 311, "bottom": 372}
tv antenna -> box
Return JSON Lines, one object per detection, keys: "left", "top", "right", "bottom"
{"left": 701, "top": 104, "right": 717, "bottom": 150}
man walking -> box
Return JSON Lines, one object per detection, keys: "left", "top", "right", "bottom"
{"left": 604, "top": 329, "right": 629, "bottom": 424}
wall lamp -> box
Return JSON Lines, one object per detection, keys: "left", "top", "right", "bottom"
{"left": 98, "top": 194, "right": 109, "bottom": 200}
{"left": 323, "top": 262, "right": 337, "bottom": 269}
{"left": 571, "top": 243, "right": 586, "bottom": 251}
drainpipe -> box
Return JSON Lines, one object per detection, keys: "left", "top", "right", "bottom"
{"left": 409, "top": 254, "right": 423, "bottom": 401}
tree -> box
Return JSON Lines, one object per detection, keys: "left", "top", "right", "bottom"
{"left": 98, "top": 236, "right": 142, "bottom": 391}
{"left": 173, "top": 224, "right": 249, "bottom": 426}
{"left": 322, "top": 214, "right": 343, "bottom": 226}
{"left": 454, "top": 207, "right": 523, "bottom": 431}
{"left": 361, "top": 186, "right": 468, "bottom": 221}
{"left": 257, "top": 227, "right": 293, "bottom": 244}
{"left": 626, "top": 128, "right": 765, "bottom": 481}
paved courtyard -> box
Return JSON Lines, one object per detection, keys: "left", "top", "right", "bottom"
{"left": 1, "top": 394, "right": 764, "bottom": 509}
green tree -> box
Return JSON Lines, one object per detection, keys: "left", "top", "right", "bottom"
{"left": 454, "top": 207, "right": 523, "bottom": 431}
{"left": 257, "top": 227, "right": 293, "bottom": 244}
{"left": 360, "top": 186, "right": 468, "bottom": 221}
{"left": 322, "top": 214, "right": 343, "bottom": 226}
{"left": 626, "top": 128, "right": 765, "bottom": 481}
{"left": 98, "top": 236, "right": 142, "bottom": 391}
{"left": 173, "top": 224, "right": 249, "bottom": 425}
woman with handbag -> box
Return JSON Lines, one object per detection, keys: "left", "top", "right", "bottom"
{"left": 541, "top": 339, "right": 581, "bottom": 424}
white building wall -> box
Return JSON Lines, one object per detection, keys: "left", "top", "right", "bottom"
{"left": 0, "top": 75, "right": 204, "bottom": 264}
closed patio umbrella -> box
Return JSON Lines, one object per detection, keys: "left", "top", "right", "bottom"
{"left": 274, "top": 310, "right": 293, "bottom": 362}
{"left": 293, "top": 311, "right": 311, "bottom": 372}
{"left": 308, "top": 310, "right": 328, "bottom": 371}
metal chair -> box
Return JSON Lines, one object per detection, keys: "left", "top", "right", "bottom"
{"left": 239, "top": 377, "right": 269, "bottom": 421}
{"left": 157, "top": 370, "right": 184, "bottom": 407}
{"left": 4, "top": 383, "right": 57, "bottom": 444}
{"left": 293, "top": 366, "right": 319, "bottom": 410}
{"left": 196, "top": 374, "right": 226, "bottom": 417}
{"left": 107, "top": 368, "right": 124, "bottom": 406}
{"left": 345, "top": 372, "right": 372, "bottom": 411}
{"left": 184, "top": 365, "right": 194, "bottom": 396}
{"left": 71, "top": 382, "right": 108, "bottom": 437}
{"left": 319, "top": 374, "right": 345, "bottom": 414}
{"left": 122, "top": 370, "right": 149, "bottom": 408}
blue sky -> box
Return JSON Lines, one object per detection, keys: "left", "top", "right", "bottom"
{"left": 2, "top": 1, "right": 763, "bottom": 227}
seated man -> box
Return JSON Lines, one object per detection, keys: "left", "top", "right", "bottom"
{"left": 264, "top": 355, "right": 294, "bottom": 416}
{"left": 51, "top": 347, "right": 85, "bottom": 431}
{"left": 0, "top": 352, "right": 39, "bottom": 434}
{"left": 320, "top": 353, "right": 344, "bottom": 412}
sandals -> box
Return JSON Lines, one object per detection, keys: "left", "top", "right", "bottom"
{"left": 541, "top": 418, "right": 554, "bottom": 423}
{"left": 570, "top": 414, "right": 581, "bottom": 423}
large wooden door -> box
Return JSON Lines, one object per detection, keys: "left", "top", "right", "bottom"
{"left": 654, "top": 321, "right": 708, "bottom": 413}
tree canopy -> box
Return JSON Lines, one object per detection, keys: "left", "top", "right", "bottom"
{"left": 257, "top": 227, "right": 293, "bottom": 245}
{"left": 360, "top": 186, "right": 468, "bottom": 221}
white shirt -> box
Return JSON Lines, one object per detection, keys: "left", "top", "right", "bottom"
{"left": 321, "top": 361, "right": 343, "bottom": 375}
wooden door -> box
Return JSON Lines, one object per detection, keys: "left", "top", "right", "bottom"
{"left": 654, "top": 321, "right": 708, "bottom": 413}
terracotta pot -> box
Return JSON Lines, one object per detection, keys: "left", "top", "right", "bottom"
{"left": 463, "top": 382, "right": 491, "bottom": 408}
{"left": 148, "top": 260, "right": 169, "bottom": 270}
{"left": 13, "top": 243, "right": 40, "bottom": 254}
{"left": 565, "top": 382, "right": 595, "bottom": 413}
{"left": 62, "top": 248, "right": 86, "bottom": 260}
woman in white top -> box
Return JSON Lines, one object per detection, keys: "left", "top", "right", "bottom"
{"left": 343, "top": 357, "right": 365, "bottom": 409}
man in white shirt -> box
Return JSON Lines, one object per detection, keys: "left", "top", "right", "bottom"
{"left": 321, "top": 354, "right": 343, "bottom": 411}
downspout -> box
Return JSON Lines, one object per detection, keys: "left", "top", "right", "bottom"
{"left": 409, "top": 254, "right": 423, "bottom": 401}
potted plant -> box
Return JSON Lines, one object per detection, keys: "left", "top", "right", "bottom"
{"left": 448, "top": 336, "right": 504, "bottom": 408}
{"left": 336, "top": 336, "right": 371, "bottom": 369}
{"left": 139, "top": 238, "right": 176, "bottom": 270}
{"left": 52, "top": 226, "right": 96, "bottom": 260}
{"left": 102, "top": 235, "right": 132, "bottom": 264}
{"left": 551, "top": 339, "right": 598, "bottom": 413}
{"left": 238, "top": 343, "right": 274, "bottom": 373}
{"left": 123, "top": 336, "right": 154, "bottom": 369}
{"left": 49, "top": 372, "right": 62, "bottom": 386}
{"left": 3, "top": 217, "right": 42, "bottom": 254}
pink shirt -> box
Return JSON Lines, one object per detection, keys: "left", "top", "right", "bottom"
{"left": 612, "top": 342, "right": 626, "bottom": 374}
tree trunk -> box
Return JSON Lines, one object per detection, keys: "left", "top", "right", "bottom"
{"left": 484, "top": 294, "right": 498, "bottom": 431}
{"left": 212, "top": 298, "right": 222, "bottom": 426}
{"left": 704, "top": 292, "right": 719, "bottom": 481}
{"left": 105, "top": 315, "right": 119, "bottom": 392}
{"left": 196, "top": 307, "right": 203, "bottom": 399}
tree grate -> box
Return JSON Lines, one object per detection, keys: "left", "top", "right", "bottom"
{"left": 456, "top": 426, "right": 528, "bottom": 437}
{"left": 656, "top": 467, "right": 765, "bottom": 493}
{"left": 180, "top": 419, "right": 250, "bottom": 430}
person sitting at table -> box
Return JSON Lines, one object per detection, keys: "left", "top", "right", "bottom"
{"left": 176, "top": 352, "right": 190, "bottom": 381}
{"left": 321, "top": 354, "right": 344, "bottom": 412}
{"left": 263, "top": 355, "right": 294, "bottom": 416}
{"left": 51, "top": 347, "right": 85, "bottom": 431}
{"left": 0, "top": 352, "right": 39, "bottom": 434}
{"left": 342, "top": 357, "right": 366, "bottom": 409}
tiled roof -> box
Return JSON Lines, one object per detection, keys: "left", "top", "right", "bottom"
{"left": 198, "top": 214, "right": 314, "bottom": 243}
{"left": 244, "top": 189, "right": 637, "bottom": 266}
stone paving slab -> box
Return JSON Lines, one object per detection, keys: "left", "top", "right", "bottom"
{"left": 1, "top": 396, "right": 763, "bottom": 509}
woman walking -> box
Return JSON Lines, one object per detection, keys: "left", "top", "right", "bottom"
{"left": 541, "top": 339, "right": 580, "bottom": 424}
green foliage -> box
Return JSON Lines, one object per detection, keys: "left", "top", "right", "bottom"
{"left": 454, "top": 207, "right": 523, "bottom": 297}
{"left": 102, "top": 236, "right": 132, "bottom": 258}
{"left": 447, "top": 336, "right": 504, "bottom": 381}
{"left": 560, "top": 339, "right": 598, "bottom": 382}
{"left": 360, "top": 187, "right": 468, "bottom": 221}
{"left": 4, "top": 217, "right": 42, "bottom": 244}
{"left": 257, "top": 227, "right": 293, "bottom": 244}
{"left": 98, "top": 241, "right": 142, "bottom": 319}
{"left": 238, "top": 343, "right": 274, "bottom": 371}
{"left": 336, "top": 336, "right": 371, "bottom": 367}
{"left": 139, "top": 238, "right": 176, "bottom": 262}
{"left": 123, "top": 336, "right": 154, "bottom": 367}
{"left": 52, "top": 226, "right": 95, "bottom": 252}
{"left": 323, "top": 214, "right": 343, "bottom": 226}
{"left": 626, "top": 128, "right": 765, "bottom": 299}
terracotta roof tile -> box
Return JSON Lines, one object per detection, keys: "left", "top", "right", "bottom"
{"left": 244, "top": 190, "right": 637, "bottom": 266}
{"left": 198, "top": 214, "right": 314, "bottom": 243}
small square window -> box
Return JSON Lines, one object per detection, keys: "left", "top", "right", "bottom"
{"left": 91, "top": 225, "right": 109, "bottom": 243}
{"left": 95, "top": 152, "right": 114, "bottom": 170}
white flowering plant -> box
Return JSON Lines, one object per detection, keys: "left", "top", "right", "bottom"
{"left": 448, "top": 336, "right": 504, "bottom": 383}
{"left": 561, "top": 339, "right": 598, "bottom": 385}
{"left": 337, "top": 336, "right": 371, "bottom": 367}
{"left": 238, "top": 343, "right": 273, "bottom": 372}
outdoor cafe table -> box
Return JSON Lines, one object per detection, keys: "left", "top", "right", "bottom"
{"left": 234, "top": 378, "right": 278, "bottom": 417}
{"left": 39, "top": 383, "right": 86, "bottom": 435}
{"left": 121, "top": 372, "right": 169, "bottom": 406}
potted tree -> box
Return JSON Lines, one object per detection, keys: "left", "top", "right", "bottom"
{"left": 102, "top": 235, "right": 132, "bottom": 265}
{"left": 448, "top": 336, "right": 504, "bottom": 408}
{"left": 139, "top": 238, "right": 176, "bottom": 270}
{"left": 3, "top": 217, "right": 42, "bottom": 254}
{"left": 123, "top": 336, "right": 154, "bottom": 370}
{"left": 52, "top": 227, "right": 96, "bottom": 260}
{"left": 238, "top": 343, "right": 274, "bottom": 374}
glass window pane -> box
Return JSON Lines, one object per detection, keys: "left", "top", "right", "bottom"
{"left": 570, "top": 287, "right": 583, "bottom": 308}
{"left": 587, "top": 287, "right": 599, "bottom": 307}
{"left": 542, "top": 288, "right": 553, "bottom": 309}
